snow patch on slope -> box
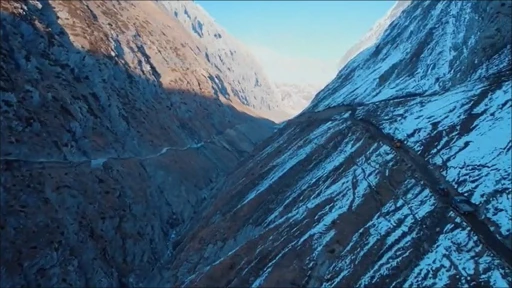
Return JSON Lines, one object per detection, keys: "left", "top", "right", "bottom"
{"left": 337, "top": 0, "right": 411, "bottom": 71}
{"left": 237, "top": 120, "right": 340, "bottom": 208}
{"left": 404, "top": 217, "right": 511, "bottom": 287}
{"left": 310, "top": 1, "right": 509, "bottom": 110}
{"left": 323, "top": 181, "right": 435, "bottom": 286}
{"left": 378, "top": 80, "right": 512, "bottom": 240}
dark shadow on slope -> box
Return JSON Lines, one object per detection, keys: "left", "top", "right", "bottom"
{"left": 0, "top": 1, "right": 275, "bottom": 287}
{"left": 0, "top": 0, "right": 275, "bottom": 161}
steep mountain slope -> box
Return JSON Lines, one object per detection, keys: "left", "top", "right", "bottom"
{"left": 314, "top": 0, "right": 510, "bottom": 109}
{"left": 147, "top": 1, "right": 512, "bottom": 287}
{"left": 336, "top": 0, "right": 411, "bottom": 71}
{"left": 273, "top": 82, "right": 322, "bottom": 116}
{"left": 157, "top": 1, "right": 284, "bottom": 121}
{"left": 0, "top": 1, "right": 275, "bottom": 287}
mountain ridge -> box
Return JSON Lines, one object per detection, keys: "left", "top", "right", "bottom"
{"left": 0, "top": 1, "right": 276, "bottom": 286}
{"left": 336, "top": 1, "right": 411, "bottom": 72}
{"left": 1, "top": 0, "right": 511, "bottom": 287}
{"left": 145, "top": 1, "right": 512, "bottom": 286}
{"left": 157, "top": 0, "right": 287, "bottom": 120}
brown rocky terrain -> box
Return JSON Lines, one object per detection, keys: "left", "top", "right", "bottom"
{"left": 0, "top": 0, "right": 275, "bottom": 286}
{"left": 157, "top": 1, "right": 290, "bottom": 122}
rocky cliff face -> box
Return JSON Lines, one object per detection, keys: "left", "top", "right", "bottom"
{"left": 0, "top": 0, "right": 275, "bottom": 287}
{"left": 157, "top": 1, "right": 285, "bottom": 121}
{"left": 145, "top": 1, "right": 512, "bottom": 287}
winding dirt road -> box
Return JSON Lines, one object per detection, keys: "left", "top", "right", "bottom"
{"left": 0, "top": 142, "right": 205, "bottom": 170}
{"left": 0, "top": 124, "right": 247, "bottom": 169}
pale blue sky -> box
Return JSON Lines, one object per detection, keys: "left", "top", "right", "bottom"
{"left": 196, "top": 1, "right": 395, "bottom": 85}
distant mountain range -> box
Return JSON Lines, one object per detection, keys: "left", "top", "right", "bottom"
{"left": 273, "top": 82, "right": 322, "bottom": 115}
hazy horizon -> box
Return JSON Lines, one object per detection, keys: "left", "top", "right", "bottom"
{"left": 196, "top": 0, "right": 395, "bottom": 86}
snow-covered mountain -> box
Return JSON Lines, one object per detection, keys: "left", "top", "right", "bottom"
{"left": 156, "top": 1, "right": 284, "bottom": 119}
{"left": 310, "top": 0, "right": 510, "bottom": 109}
{"left": 273, "top": 82, "right": 323, "bottom": 115}
{"left": 337, "top": 1, "right": 411, "bottom": 71}
{"left": 144, "top": 1, "right": 512, "bottom": 286}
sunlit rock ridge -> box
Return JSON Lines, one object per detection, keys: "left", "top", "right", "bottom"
{"left": 157, "top": 0, "right": 298, "bottom": 121}
{"left": 161, "top": 0, "right": 327, "bottom": 120}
